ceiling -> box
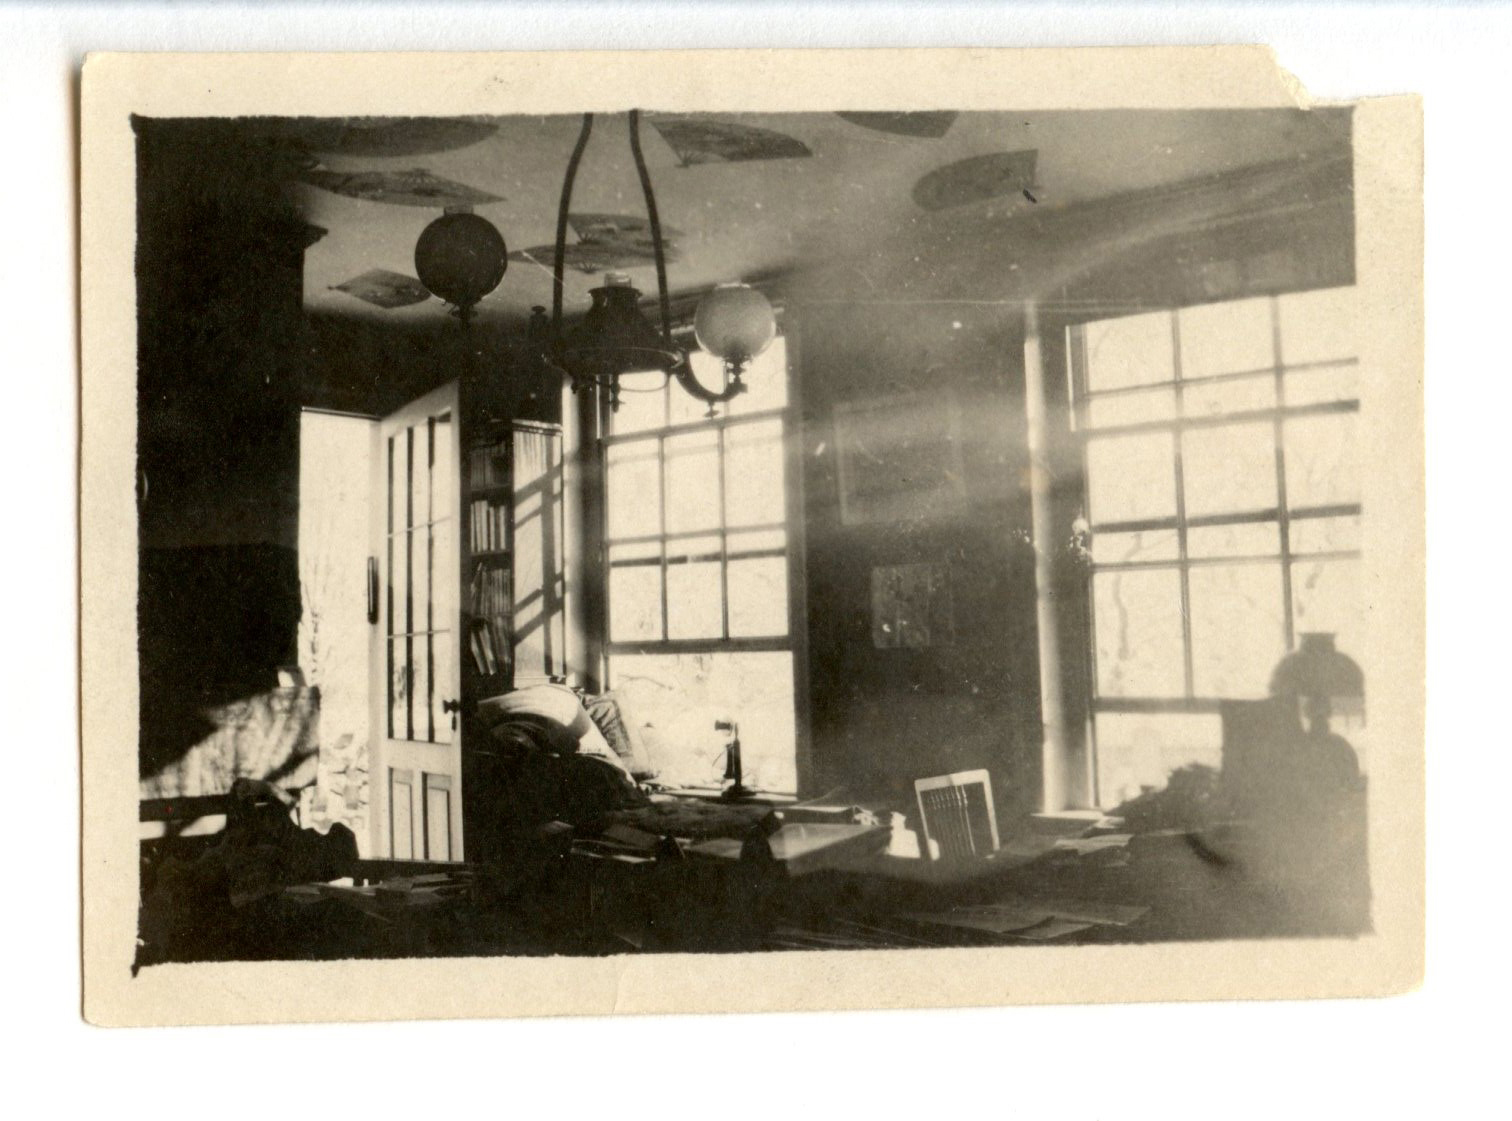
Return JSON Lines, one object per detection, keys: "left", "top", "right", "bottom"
{"left": 281, "top": 108, "right": 1352, "bottom": 327}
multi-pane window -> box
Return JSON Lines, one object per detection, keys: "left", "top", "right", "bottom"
{"left": 1070, "top": 288, "right": 1362, "bottom": 805}
{"left": 602, "top": 341, "right": 798, "bottom": 792}
{"left": 386, "top": 412, "right": 455, "bottom": 744}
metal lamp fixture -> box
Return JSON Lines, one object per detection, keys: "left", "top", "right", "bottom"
{"left": 413, "top": 210, "right": 509, "bottom": 325}
{"left": 550, "top": 111, "right": 777, "bottom": 417}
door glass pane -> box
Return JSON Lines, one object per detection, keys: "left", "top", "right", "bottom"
{"left": 1182, "top": 422, "right": 1277, "bottom": 517}
{"left": 1092, "top": 568, "right": 1185, "bottom": 697}
{"left": 395, "top": 526, "right": 411, "bottom": 636}
{"left": 411, "top": 422, "right": 430, "bottom": 528}
{"left": 665, "top": 429, "right": 721, "bottom": 534}
{"left": 1187, "top": 562, "right": 1285, "bottom": 698}
{"left": 389, "top": 637, "right": 407, "bottom": 739}
{"left": 432, "top": 411, "right": 454, "bottom": 526}
{"left": 1082, "top": 311, "right": 1173, "bottom": 392}
{"left": 388, "top": 434, "right": 402, "bottom": 537}
{"left": 1284, "top": 412, "right": 1360, "bottom": 508}
{"left": 1179, "top": 297, "right": 1274, "bottom": 378}
{"left": 1278, "top": 286, "right": 1356, "bottom": 366}
{"left": 605, "top": 441, "right": 661, "bottom": 540}
{"left": 1085, "top": 431, "right": 1176, "bottom": 524}
{"left": 430, "top": 627, "right": 453, "bottom": 745}
{"left": 725, "top": 418, "right": 785, "bottom": 528}
{"left": 432, "top": 523, "right": 456, "bottom": 630}
{"left": 411, "top": 633, "right": 431, "bottom": 741}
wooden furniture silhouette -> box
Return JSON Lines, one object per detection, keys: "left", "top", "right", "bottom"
{"left": 914, "top": 769, "right": 999, "bottom": 861}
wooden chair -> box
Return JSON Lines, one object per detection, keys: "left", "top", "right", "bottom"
{"left": 914, "top": 769, "right": 999, "bottom": 861}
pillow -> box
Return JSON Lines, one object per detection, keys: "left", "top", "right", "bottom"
{"left": 475, "top": 684, "right": 633, "bottom": 780}
{"left": 581, "top": 691, "right": 657, "bottom": 780}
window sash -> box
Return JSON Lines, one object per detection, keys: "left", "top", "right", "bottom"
{"left": 601, "top": 367, "right": 792, "bottom": 652}
{"left": 1070, "top": 293, "right": 1362, "bottom": 711}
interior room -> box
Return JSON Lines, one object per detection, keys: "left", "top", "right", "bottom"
{"left": 133, "top": 106, "right": 1369, "bottom": 963}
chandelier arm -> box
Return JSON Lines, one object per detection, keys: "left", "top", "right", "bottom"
{"left": 672, "top": 361, "right": 746, "bottom": 406}
{"left": 627, "top": 109, "right": 677, "bottom": 354}
{"left": 552, "top": 113, "right": 595, "bottom": 336}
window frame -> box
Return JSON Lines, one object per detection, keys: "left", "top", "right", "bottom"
{"left": 599, "top": 335, "right": 798, "bottom": 659}
{"left": 1068, "top": 291, "right": 1363, "bottom": 719}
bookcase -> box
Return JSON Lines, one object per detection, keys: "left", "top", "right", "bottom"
{"left": 465, "top": 434, "right": 513, "bottom": 698}
{"left": 462, "top": 419, "right": 565, "bottom": 705}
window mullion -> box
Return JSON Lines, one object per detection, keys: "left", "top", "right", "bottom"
{"left": 1272, "top": 295, "right": 1296, "bottom": 651}
{"left": 717, "top": 423, "right": 730, "bottom": 640}
{"left": 1169, "top": 311, "right": 1194, "bottom": 699}
{"left": 425, "top": 416, "right": 435, "bottom": 743}
{"left": 657, "top": 433, "right": 669, "bottom": 642}
{"left": 405, "top": 425, "right": 415, "bottom": 742}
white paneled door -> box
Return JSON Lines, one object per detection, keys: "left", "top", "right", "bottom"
{"left": 370, "top": 381, "right": 464, "bottom": 861}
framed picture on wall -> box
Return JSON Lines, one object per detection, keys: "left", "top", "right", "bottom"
{"left": 834, "top": 390, "right": 968, "bottom": 526}
{"left": 871, "top": 561, "right": 955, "bottom": 648}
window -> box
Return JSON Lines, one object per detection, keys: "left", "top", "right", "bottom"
{"left": 601, "top": 340, "right": 798, "bottom": 793}
{"left": 1070, "top": 288, "right": 1363, "bottom": 806}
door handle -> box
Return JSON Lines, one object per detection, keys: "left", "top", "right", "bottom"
{"left": 442, "top": 698, "right": 462, "bottom": 730}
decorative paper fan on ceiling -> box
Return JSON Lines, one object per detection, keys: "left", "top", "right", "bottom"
{"left": 649, "top": 118, "right": 812, "bottom": 166}
{"left": 512, "top": 212, "right": 686, "bottom": 273}
{"left": 511, "top": 240, "right": 684, "bottom": 274}
{"left": 911, "top": 150, "right": 1039, "bottom": 211}
{"left": 835, "top": 111, "right": 958, "bottom": 138}
{"left": 300, "top": 167, "right": 504, "bottom": 207}
{"left": 257, "top": 117, "right": 498, "bottom": 157}
{"left": 330, "top": 268, "right": 432, "bottom": 309}
{"left": 569, "top": 212, "right": 684, "bottom": 244}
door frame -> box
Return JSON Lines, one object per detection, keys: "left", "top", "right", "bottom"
{"left": 368, "top": 378, "right": 465, "bottom": 861}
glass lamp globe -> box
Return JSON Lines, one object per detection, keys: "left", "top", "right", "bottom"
{"left": 694, "top": 283, "right": 776, "bottom": 370}
{"left": 413, "top": 212, "right": 508, "bottom": 311}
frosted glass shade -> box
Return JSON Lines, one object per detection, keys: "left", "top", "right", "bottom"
{"left": 694, "top": 283, "right": 776, "bottom": 365}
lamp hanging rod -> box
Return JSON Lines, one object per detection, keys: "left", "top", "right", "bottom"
{"left": 552, "top": 112, "right": 595, "bottom": 335}
{"left": 627, "top": 108, "right": 676, "bottom": 353}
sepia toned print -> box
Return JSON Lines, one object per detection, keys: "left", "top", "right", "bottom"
{"left": 80, "top": 49, "right": 1423, "bottom": 1025}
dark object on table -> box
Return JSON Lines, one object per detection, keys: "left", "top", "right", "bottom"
{"left": 137, "top": 778, "right": 359, "bottom": 966}
{"left": 717, "top": 718, "right": 756, "bottom": 801}
{"left": 1110, "top": 763, "right": 1235, "bottom": 834}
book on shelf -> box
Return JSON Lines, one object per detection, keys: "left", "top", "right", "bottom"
{"left": 468, "top": 498, "right": 511, "bottom": 554}
{"left": 468, "top": 442, "right": 509, "bottom": 490}
{"left": 469, "top": 618, "right": 499, "bottom": 677}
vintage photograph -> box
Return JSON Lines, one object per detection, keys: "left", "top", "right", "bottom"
{"left": 80, "top": 50, "right": 1424, "bottom": 1024}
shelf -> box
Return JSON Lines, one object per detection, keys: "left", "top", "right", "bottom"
{"left": 471, "top": 550, "right": 511, "bottom": 560}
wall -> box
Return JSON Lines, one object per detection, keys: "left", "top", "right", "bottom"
{"left": 135, "top": 119, "right": 318, "bottom": 796}
{"left": 795, "top": 300, "right": 1043, "bottom": 826}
